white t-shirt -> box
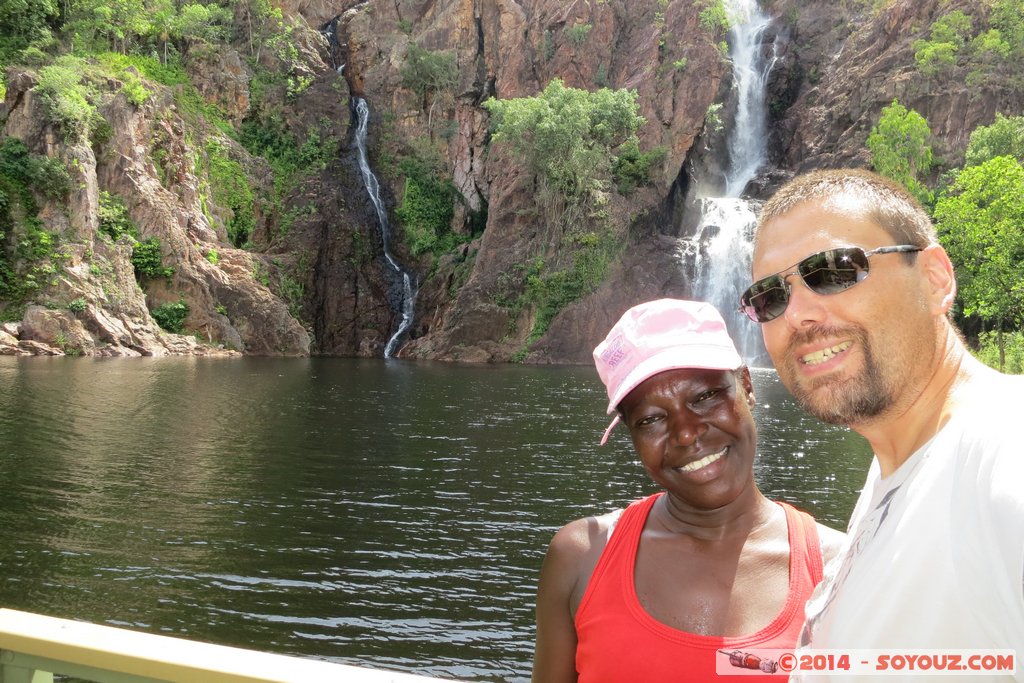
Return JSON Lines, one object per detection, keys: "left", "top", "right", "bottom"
{"left": 793, "top": 373, "right": 1024, "bottom": 682}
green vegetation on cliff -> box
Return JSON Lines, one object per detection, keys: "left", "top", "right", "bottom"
{"left": 483, "top": 80, "right": 655, "bottom": 357}
{"left": 483, "top": 79, "right": 648, "bottom": 200}
{"left": 869, "top": 103, "right": 1024, "bottom": 372}
{"left": 0, "top": 0, "right": 330, "bottom": 343}
{"left": 0, "top": 137, "right": 69, "bottom": 318}
{"left": 912, "top": 2, "right": 1024, "bottom": 88}
{"left": 867, "top": 99, "right": 934, "bottom": 206}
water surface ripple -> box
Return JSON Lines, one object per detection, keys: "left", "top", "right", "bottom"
{"left": 0, "top": 358, "right": 870, "bottom": 681}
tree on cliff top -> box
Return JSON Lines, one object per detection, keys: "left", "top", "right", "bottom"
{"left": 0, "top": 0, "right": 58, "bottom": 67}
{"left": 934, "top": 155, "right": 1024, "bottom": 371}
{"left": 867, "top": 99, "right": 934, "bottom": 206}
{"left": 482, "top": 79, "right": 645, "bottom": 201}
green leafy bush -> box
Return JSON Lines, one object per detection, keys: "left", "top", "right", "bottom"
{"left": 98, "top": 190, "right": 139, "bottom": 241}
{"left": 867, "top": 99, "right": 934, "bottom": 206}
{"left": 401, "top": 43, "right": 457, "bottom": 102}
{"left": 483, "top": 79, "right": 645, "bottom": 200}
{"left": 964, "top": 113, "right": 1024, "bottom": 167}
{"left": 974, "top": 330, "right": 1024, "bottom": 374}
{"left": 934, "top": 155, "right": 1024, "bottom": 330}
{"left": 566, "top": 24, "right": 592, "bottom": 47}
{"left": 912, "top": 11, "right": 973, "bottom": 77}
{"left": 131, "top": 236, "right": 174, "bottom": 278}
{"left": 239, "top": 113, "right": 334, "bottom": 204}
{"left": 0, "top": 137, "right": 66, "bottom": 310}
{"left": 205, "top": 139, "right": 256, "bottom": 247}
{"left": 96, "top": 53, "right": 190, "bottom": 87}
{"left": 520, "top": 230, "right": 619, "bottom": 345}
{"left": 151, "top": 299, "right": 189, "bottom": 333}
{"left": 36, "top": 56, "right": 99, "bottom": 143}
{"left": 120, "top": 70, "right": 151, "bottom": 107}
{"left": 395, "top": 155, "right": 458, "bottom": 257}
{"left": 699, "top": 0, "right": 731, "bottom": 36}
{"left": 0, "top": 0, "right": 57, "bottom": 67}
{"left": 988, "top": 0, "right": 1024, "bottom": 58}
{"left": 612, "top": 141, "right": 666, "bottom": 194}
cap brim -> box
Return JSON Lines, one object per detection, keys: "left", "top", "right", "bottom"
{"left": 599, "top": 415, "right": 621, "bottom": 445}
{"left": 604, "top": 345, "right": 743, "bottom": 415}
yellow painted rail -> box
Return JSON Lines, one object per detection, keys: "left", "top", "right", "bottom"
{"left": 0, "top": 608, "right": 465, "bottom": 683}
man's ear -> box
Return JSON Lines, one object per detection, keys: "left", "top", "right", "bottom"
{"left": 920, "top": 245, "right": 957, "bottom": 316}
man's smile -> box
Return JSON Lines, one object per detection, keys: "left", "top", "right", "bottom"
{"left": 800, "top": 340, "right": 853, "bottom": 366}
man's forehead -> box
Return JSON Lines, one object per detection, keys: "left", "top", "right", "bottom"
{"left": 757, "top": 194, "right": 873, "bottom": 243}
{"left": 773, "top": 192, "right": 869, "bottom": 223}
{"left": 819, "top": 191, "right": 872, "bottom": 217}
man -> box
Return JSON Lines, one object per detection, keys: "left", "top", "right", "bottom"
{"left": 742, "top": 168, "right": 1024, "bottom": 680}
{"left": 532, "top": 299, "right": 843, "bottom": 682}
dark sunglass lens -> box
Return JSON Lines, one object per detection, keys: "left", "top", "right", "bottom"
{"left": 800, "top": 248, "right": 869, "bottom": 295}
{"left": 742, "top": 276, "right": 789, "bottom": 322}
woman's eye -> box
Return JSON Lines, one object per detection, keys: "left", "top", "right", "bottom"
{"left": 635, "top": 414, "right": 662, "bottom": 427}
{"left": 694, "top": 388, "right": 724, "bottom": 403}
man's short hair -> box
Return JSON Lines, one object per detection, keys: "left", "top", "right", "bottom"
{"left": 755, "top": 168, "right": 939, "bottom": 251}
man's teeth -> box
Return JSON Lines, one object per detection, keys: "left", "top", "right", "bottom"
{"left": 678, "top": 448, "right": 726, "bottom": 473}
{"left": 802, "top": 341, "right": 852, "bottom": 366}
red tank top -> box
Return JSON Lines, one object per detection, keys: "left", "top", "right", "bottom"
{"left": 574, "top": 493, "right": 824, "bottom": 681}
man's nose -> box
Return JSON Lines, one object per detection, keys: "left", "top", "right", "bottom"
{"left": 782, "top": 273, "right": 829, "bottom": 328}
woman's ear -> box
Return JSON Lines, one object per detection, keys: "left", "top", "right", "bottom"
{"left": 738, "top": 367, "right": 755, "bottom": 406}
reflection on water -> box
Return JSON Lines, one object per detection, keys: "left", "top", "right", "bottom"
{"left": 0, "top": 358, "right": 871, "bottom": 681}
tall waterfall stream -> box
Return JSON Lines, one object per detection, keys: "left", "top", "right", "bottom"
{"left": 687, "top": 0, "right": 777, "bottom": 365}
{"left": 353, "top": 97, "right": 416, "bottom": 358}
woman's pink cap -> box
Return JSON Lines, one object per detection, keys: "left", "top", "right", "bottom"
{"left": 593, "top": 299, "right": 743, "bottom": 444}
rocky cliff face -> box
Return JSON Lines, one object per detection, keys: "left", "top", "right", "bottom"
{"left": 762, "top": 0, "right": 1024, "bottom": 177}
{"left": 313, "top": 0, "right": 731, "bottom": 362}
{"left": 3, "top": 0, "right": 1019, "bottom": 361}
{"left": 1, "top": 59, "right": 312, "bottom": 356}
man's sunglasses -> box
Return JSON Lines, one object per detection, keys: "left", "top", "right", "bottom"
{"left": 738, "top": 245, "right": 922, "bottom": 323}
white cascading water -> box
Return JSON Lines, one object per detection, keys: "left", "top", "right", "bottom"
{"left": 354, "top": 97, "right": 416, "bottom": 358}
{"left": 688, "top": 0, "right": 777, "bottom": 365}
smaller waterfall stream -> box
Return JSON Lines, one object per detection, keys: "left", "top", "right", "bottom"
{"left": 353, "top": 98, "right": 416, "bottom": 358}
{"left": 687, "top": 0, "right": 777, "bottom": 365}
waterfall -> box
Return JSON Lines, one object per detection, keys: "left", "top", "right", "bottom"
{"left": 353, "top": 97, "right": 417, "bottom": 358}
{"left": 688, "top": 0, "right": 776, "bottom": 366}
{"left": 723, "top": 0, "right": 776, "bottom": 198}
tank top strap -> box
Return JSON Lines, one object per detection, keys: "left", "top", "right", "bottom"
{"left": 576, "top": 492, "right": 661, "bottom": 623}
{"left": 778, "top": 500, "right": 824, "bottom": 585}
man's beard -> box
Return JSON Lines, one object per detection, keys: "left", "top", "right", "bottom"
{"left": 781, "top": 325, "right": 894, "bottom": 426}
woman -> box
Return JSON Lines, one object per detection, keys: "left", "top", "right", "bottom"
{"left": 531, "top": 299, "right": 844, "bottom": 682}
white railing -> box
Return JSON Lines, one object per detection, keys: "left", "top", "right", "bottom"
{"left": 0, "top": 608, "right": 464, "bottom": 683}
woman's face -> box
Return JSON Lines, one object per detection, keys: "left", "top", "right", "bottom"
{"left": 619, "top": 367, "right": 758, "bottom": 510}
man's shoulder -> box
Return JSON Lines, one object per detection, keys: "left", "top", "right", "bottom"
{"left": 814, "top": 522, "right": 847, "bottom": 565}
{"left": 950, "top": 370, "right": 1023, "bottom": 435}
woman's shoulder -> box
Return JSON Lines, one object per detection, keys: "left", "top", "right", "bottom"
{"left": 548, "top": 507, "right": 624, "bottom": 560}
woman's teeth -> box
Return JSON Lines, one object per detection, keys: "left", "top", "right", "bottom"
{"left": 678, "top": 448, "right": 726, "bottom": 473}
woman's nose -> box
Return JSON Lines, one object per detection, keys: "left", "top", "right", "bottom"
{"left": 669, "top": 408, "right": 706, "bottom": 447}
